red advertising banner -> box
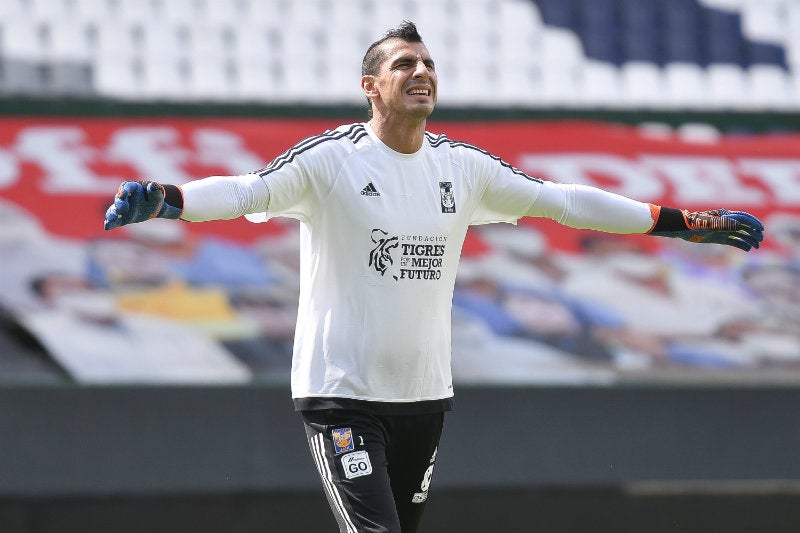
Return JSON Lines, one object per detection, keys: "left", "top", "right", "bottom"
{"left": 0, "top": 118, "right": 798, "bottom": 249}
{"left": 1, "top": 118, "right": 798, "bottom": 384}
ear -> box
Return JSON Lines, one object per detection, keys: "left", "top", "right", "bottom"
{"left": 361, "top": 75, "right": 379, "bottom": 99}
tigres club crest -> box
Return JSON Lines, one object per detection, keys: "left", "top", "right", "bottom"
{"left": 439, "top": 181, "right": 455, "bottom": 213}
{"left": 332, "top": 427, "right": 355, "bottom": 454}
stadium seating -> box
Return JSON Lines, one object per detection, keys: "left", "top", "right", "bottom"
{"left": 0, "top": 0, "right": 798, "bottom": 110}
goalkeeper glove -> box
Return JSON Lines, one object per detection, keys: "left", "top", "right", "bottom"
{"left": 104, "top": 180, "right": 183, "bottom": 230}
{"left": 650, "top": 208, "right": 764, "bottom": 252}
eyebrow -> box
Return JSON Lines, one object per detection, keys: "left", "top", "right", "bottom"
{"left": 389, "top": 54, "right": 435, "bottom": 70}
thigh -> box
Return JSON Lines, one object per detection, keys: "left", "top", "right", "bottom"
{"left": 386, "top": 413, "right": 445, "bottom": 533}
{"left": 302, "top": 409, "right": 400, "bottom": 533}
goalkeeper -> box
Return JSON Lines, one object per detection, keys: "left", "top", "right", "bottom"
{"left": 103, "top": 21, "right": 763, "bottom": 533}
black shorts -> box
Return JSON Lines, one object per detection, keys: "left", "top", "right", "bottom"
{"left": 301, "top": 408, "right": 444, "bottom": 533}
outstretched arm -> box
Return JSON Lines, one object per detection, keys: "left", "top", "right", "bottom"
{"left": 103, "top": 174, "right": 269, "bottom": 229}
{"left": 527, "top": 181, "right": 763, "bottom": 251}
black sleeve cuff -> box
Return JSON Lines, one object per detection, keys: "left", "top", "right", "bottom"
{"left": 651, "top": 207, "right": 688, "bottom": 233}
{"left": 162, "top": 184, "right": 184, "bottom": 210}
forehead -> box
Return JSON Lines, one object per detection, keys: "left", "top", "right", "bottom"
{"left": 378, "top": 39, "right": 433, "bottom": 66}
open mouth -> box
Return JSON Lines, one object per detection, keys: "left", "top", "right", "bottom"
{"left": 407, "top": 88, "right": 431, "bottom": 97}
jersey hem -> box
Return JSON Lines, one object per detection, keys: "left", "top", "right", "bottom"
{"left": 294, "top": 396, "right": 454, "bottom": 414}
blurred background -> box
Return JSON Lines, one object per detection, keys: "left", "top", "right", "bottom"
{"left": 0, "top": 0, "right": 799, "bottom": 532}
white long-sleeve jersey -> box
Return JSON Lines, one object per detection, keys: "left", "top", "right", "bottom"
{"left": 181, "top": 122, "right": 656, "bottom": 411}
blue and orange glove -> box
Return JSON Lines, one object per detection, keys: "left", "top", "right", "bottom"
{"left": 104, "top": 180, "right": 183, "bottom": 230}
{"left": 649, "top": 208, "right": 764, "bottom": 252}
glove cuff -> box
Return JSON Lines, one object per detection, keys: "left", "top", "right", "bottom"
{"left": 162, "top": 184, "right": 184, "bottom": 210}
{"left": 157, "top": 184, "right": 184, "bottom": 219}
{"left": 649, "top": 207, "right": 690, "bottom": 234}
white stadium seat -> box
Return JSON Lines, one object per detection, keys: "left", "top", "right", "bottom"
{"left": 581, "top": 61, "right": 624, "bottom": 108}
{"left": 740, "top": 0, "right": 786, "bottom": 45}
{"left": 141, "top": 56, "right": 188, "bottom": 100}
{"left": 539, "top": 27, "right": 584, "bottom": 74}
{"left": 114, "top": 0, "right": 158, "bottom": 24}
{"left": 664, "top": 63, "right": 710, "bottom": 109}
{"left": 621, "top": 61, "right": 667, "bottom": 107}
{"left": 1, "top": 17, "right": 46, "bottom": 61}
{"left": 70, "top": 0, "right": 116, "bottom": 23}
{"left": 186, "top": 24, "right": 233, "bottom": 60}
{"left": 94, "top": 52, "right": 142, "bottom": 99}
{"left": 47, "top": 21, "right": 93, "bottom": 62}
{"left": 233, "top": 22, "right": 279, "bottom": 64}
{"left": 234, "top": 58, "right": 283, "bottom": 101}
{"left": 748, "top": 64, "right": 793, "bottom": 109}
{"left": 791, "top": 71, "right": 800, "bottom": 103}
{"left": 707, "top": 63, "right": 750, "bottom": 109}
{"left": 371, "top": 0, "right": 409, "bottom": 36}
{"left": 189, "top": 58, "right": 234, "bottom": 101}
{"left": 162, "top": 0, "right": 202, "bottom": 24}
{"left": 787, "top": 4, "right": 800, "bottom": 68}
{"left": 139, "top": 21, "right": 188, "bottom": 62}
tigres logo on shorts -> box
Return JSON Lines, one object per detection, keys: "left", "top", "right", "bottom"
{"left": 332, "top": 427, "right": 354, "bottom": 454}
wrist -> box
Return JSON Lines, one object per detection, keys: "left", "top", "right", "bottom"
{"left": 649, "top": 206, "right": 689, "bottom": 233}
{"left": 162, "top": 184, "right": 184, "bottom": 210}
{"left": 158, "top": 184, "right": 184, "bottom": 219}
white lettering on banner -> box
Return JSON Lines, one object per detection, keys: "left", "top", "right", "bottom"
{"left": 738, "top": 158, "right": 800, "bottom": 205}
{"left": 106, "top": 127, "right": 191, "bottom": 185}
{"left": 520, "top": 153, "right": 800, "bottom": 208}
{"left": 193, "top": 129, "right": 266, "bottom": 174}
{"left": 15, "top": 127, "right": 120, "bottom": 192}
{"left": 0, "top": 126, "right": 268, "bottom": 194}
{"left": 642, "top": 156, "right": 766, "bottom": 205}
{"left": 0, "top": 147, "right": 16, "bottom": 189}
{"left": 519, "top": 154, "right": 664, "bottom": 200}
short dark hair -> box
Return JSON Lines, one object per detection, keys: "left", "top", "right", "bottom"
{"left": 361, "top": 21, "right": 424, "bottom": 117}
{"left": 362, "top": 21, "right": 424, "bottom": 77}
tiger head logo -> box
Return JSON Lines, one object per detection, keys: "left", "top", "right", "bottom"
{"left": 369, "top": 228, "right": 399, "bottom": 280}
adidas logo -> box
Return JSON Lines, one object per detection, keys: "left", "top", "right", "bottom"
{"left": 360, "top": 182, "right": 380, "bottom": 196}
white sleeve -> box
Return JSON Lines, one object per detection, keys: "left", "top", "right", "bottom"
{"left": 180, "top": 173, "right": 270, "bottom": 222}
{"left": 527, "top": 181, "right": 657, "bottom": 234}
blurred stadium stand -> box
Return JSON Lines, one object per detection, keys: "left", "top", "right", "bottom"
{"left": 0, "top": 0, "right": 798, "bottom": 109}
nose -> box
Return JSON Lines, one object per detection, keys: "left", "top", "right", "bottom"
{"left": 413, "top": 59, "right": 431, "bottom": 78}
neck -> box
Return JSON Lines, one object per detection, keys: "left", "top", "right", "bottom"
{"left": 368, "top": 115, "right": 426, "bottom": 154}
